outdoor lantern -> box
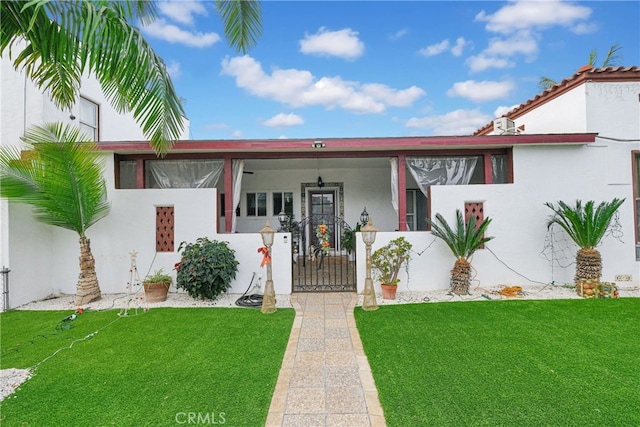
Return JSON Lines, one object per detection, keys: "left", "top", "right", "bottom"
{"left": 278, "top": 210, "right": 289, "bottom": 231}
{"left": 317, "top": 176, "right": 324, "bottom": 188}
{"left": 259, "top": 221, "right": 277, "bottom": 314}
{"left": 360, "top": 207, "right": 369, "bottom": 226}
{"left": 361, "top": 218, "right": 379, "bottom": 311}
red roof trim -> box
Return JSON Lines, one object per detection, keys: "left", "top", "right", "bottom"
{"left": 474, "top": 66, "right": 640, "bottom": 135}
{"left": 99, "top": 133, "right": 596, "bottom": 154}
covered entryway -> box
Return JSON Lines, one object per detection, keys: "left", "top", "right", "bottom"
{"left": 292, "top": 213, "right": 356, "bottom": 292}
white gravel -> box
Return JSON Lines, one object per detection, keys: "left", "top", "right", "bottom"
{"left": 0, "top": 368, "right": 32, "bottom": 402}
{"left": 2, "top": 285, "right": 637, "bottom": 401}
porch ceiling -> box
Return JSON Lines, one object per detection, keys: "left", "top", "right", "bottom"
{"left": 243, "top": 157, "right": 388, "bottom": 172}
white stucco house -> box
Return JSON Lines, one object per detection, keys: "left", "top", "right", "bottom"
{"left": 2, "top": 64, "right": 638, "bottom": 309}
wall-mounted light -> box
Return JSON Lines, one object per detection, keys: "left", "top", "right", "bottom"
{"left": 317, "top": 176, "right": 324, "bottom": 188}
{"left": 312, "top": 141, "right": 325, "bottom": 148}
{"left": 360, "top": 207, "right": 369, "bottom": 225}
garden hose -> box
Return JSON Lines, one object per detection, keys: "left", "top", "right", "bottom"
{"left": 235, "top": 273, "right": 263, "bottom": 308}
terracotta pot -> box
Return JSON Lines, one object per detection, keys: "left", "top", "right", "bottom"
{"left": 143, "top": 282, "right": 169, "bottom": 302}
{"left": 381, "top": 284, "right": 397, "bottom": 300}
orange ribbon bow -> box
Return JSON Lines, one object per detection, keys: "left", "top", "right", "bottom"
{"left": 258, "top": 247, "right": 271, "bottom": 267}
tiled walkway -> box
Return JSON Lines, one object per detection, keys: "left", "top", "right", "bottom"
{"left": 266, "top": 293, "right": 386, "bottom": 427}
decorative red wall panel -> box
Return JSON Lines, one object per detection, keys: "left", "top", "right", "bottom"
{"left": 156, "top": 206, "right": 174, "bottom": 252}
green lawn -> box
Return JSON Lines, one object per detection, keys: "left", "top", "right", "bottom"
{"left": 1, "top": 307, "right": 295, "bottom": 426}
{"left": 355, "top": 298, "right": 640, "bottom": 426}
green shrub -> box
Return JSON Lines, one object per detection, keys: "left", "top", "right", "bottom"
{"left": 175, "top": 237, "right": 239, "bottom": 300}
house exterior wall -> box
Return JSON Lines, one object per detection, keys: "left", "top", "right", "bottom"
{"left": 0, "top": 52, "right": 190, "bottom": 309}
{"left": 234, "top": 162, "right": 398, "bottom": 233}
{"left": 353, "top": 142, "right": 638, "bottom": 293}
{"left": 584, "top": 81, "right": 640, "bottom": 140}
{"left": 507, "top": 86, "right": 588, "bottom": 135}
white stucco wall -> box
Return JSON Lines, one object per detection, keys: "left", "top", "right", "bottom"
{"left": 1, "top": 52, "right": 190, "bottom": 308}
{"left": 513, "top": 86, "right": 588, "bottom": 135}
{"left": 585, "top": 81, "right": 640, "bottom": 140}
{"left": 353, "top": 141, "right": 639, "bottom": 294}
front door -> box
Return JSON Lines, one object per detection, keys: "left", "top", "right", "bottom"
{"left": 309, "top": 191, "right": 336, "bottom": 249}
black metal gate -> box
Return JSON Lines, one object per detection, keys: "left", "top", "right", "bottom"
{"left": 291, "top": 214, "right": 356, "bottom": 292}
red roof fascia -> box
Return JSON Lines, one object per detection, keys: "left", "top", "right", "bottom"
{"left": 474, "top": 66, "right": 640, "bottom": 136}
{"left": 98, "top": 133, "right": 596, "bottom": 154}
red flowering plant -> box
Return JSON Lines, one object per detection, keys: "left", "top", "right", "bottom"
{"left": 316, "top": 223, "right": 331, "bottom": 255}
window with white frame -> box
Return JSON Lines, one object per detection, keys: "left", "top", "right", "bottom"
{"left": 246, "top": 192, "right": 267, "bottom": 216}
{"left": 79, "top": 97, "right": 99, "bottom": 141}
{"left": 273, "top": 192, "right": 293, "bottom": 216}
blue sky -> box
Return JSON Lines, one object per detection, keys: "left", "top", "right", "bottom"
{"left": 140, "top": 1, "right": 640, "bottom": 140}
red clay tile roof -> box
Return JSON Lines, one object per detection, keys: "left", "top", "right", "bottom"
{"left": 473, "top": 66, "right": 640, "bottom": 135}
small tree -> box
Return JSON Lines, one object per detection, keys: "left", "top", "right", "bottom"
{"left": 427, "top": 210, "right": 493, "bottom": 295}
{"left": 0, "top": 123, "right": 111, "bottom": 305}
{"left": 545, "top": 199, "right": 625, "bottom": 283}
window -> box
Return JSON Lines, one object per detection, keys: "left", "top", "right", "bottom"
{"left": 220, "top": 194, "right": 240, "bottom": 217}
{"left": 491, "top": 154, "right": 508, "bottom": 184}
{"left": 273, "top": 192, "right": 293, "bottom": 216}
{"left": 406, "top": 189, "right": 428, "bottom": 231}
{"left": 246, "top": 192, "right": 267, "bottom": 216}
{"left": 118, "top": 160, "right": 137, "bottom": 189}
{"left": 79, "top": 97, "right": 99, "bottom": 141}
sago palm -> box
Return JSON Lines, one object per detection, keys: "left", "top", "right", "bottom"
{"left": 427, "top": 210, "right": 493, "bottom": 295}
{"left": 0, "top": 0, "right": 262, "bottom": 155}
{"left": 545, "top": 199, "right": 625, "bottom": 283}
{"left": 0, "top": 123, "right": 111, "bottom": 305}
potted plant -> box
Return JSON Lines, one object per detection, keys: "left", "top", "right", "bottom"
{"left": 341, "top": 223, "right": 362, "bottom": 259}
{"left": 371, "top": 236, "right": 412, "bottom": 299}
{"left": 175, "top": 237, "right": 239, "bottom": 300}
{"left": 143, "top": 269, "right": 172, "bottom": 302}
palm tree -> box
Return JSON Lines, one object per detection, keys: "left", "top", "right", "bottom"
{"left": 538, "top": 43, "right": 622, "bottom": 91}
{"left": 427, "top": 210, "right": 493, "bottom": 295}
{"left": 0, "top": 123, "right": 111, "bottom": 305}
{"left": 545, "top": 199, "right": 625, "bottom": 283}
{"left": 0, "top": 0, "right": 262, "bottom": 155}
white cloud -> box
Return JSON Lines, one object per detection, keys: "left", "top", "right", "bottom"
{"left": 166, "top": 60, "right": 181, "bottom": 79}
{"left": 451, "top": 37, "right": 468, "bottom": 57}
{"left": 299, "top": 28, "right": 364, "bottom": 60}
{"left": 466, "top": 55, "right": 514, "bottom": 73}
{"left": 571, "top": 22, "right": 598, "bottom": 35}
{"left": 142, "top": 18, "right": 220, "bottom": 48}
{"left": 262, "top": 113, "right": 304, "bottom": 127}
{"left": 231, "top": 130, "right": 244, "bottom": 138}
{"left": 406, "top": 109, "right": 493, "bottom": 135}
{"left": 447, "top": 80, "right": 515, "bottom": 103}
{"left": 475, "top": 0, "right": 592, "bottom": 34}
{"left": 419, "top": 39, "right": 450, "bottom": 57}
{"left": 419, "top": 37, "right": 468, "bottom": 57}
{"left": 484, "top": 34, "right": 538, "bottom": 57}
{"left": 220, "top": 56, "right": 425, "bottom": 114}
{"left": 389, "top": 28, "right": 408, "bottom": 41}
{"left": 493, "top": 104, "right": 519, "bottom": 118}
{"left": 157, "top": 1, "right": 208, "bottom": 26}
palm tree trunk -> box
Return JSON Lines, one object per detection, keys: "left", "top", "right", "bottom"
{"left": 450, "top": 258, "right": 471, "bottom": 295}
{"left": 74, "top": 236, "right": 101, "bottom": 305}
{"left": 575, "top": 247, "right": 602, "bottom": 283}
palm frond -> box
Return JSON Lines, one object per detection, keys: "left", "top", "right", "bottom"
{"left": 538, "top": 76, "right": 557, "bottom": 91}
{"left": 216, "top": 0, "right": 262, "bottom": 54}
{"left": 0, "top": 123, "right": 111, "bottom": 236}
{"left": 588, "top": 48, "right": 597, "bottom": 67}
{"left": 1, "top": 1, "right": 185, "bottom": 155}
{"left": 601, "top": 43, "right": 622, "bottom": 68}
{"left": 427, "top": 210, "right": 494, "bottom": 260}
{"left": 545, "top": 198, "right": 625, "bottom": 249}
